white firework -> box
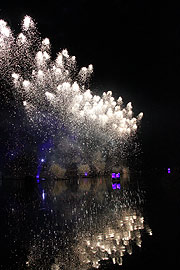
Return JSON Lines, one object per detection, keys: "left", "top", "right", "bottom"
{"left": 0, "top": 15, "right": 143, "bottom": 169}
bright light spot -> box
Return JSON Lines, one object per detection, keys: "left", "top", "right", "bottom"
{"left": 62, "top": 49, "right": 69, "bottom": 58}
{"left": 81, "top": 67, "right": 87, "bottom": 72}
{"left": 132, "top": 124, "right": 137, "bottom": 130}
{"left": 18, "top": 33, "right": 26, "bottom": 43}
{"left": 117, "top": 96, "right": 122, "bottom": 104}
{"left": 12, "top": 73, "right": 19, "bottom": 80}
{"left": 23, "top": 16, "right": 33, "bottom": 30}
{"left": 88, "top": 64, "right": 93, "bottom": 71}
{"left": 72, "top": 82, "right": 79, "bottom": 92}
{"left": 127, "top": 102, "right": 132, "bottom": 110}
{"left": 43, "top": 51, "right": 50, "bottom": 60}
{"left": 42, "top": 190, "right": 45, "bottom": 200}
{"left": 36, "top": 51, "right": 43, "bottom": 62}
{"left": 107, "top": 91, "right": 112, "bottom": 96}
{"left": 62, "top": 82, "right": 70, "bottom": 90}
{"left": 23, "top": 80, "right": 30, "bottom": 88}
{"left": 0, "top": 20, "right": 10, "bottom": 37}
{"left": 138, "top": 112, "right": 143, "bottom": 120}
{"left": 42, "top": 38, "right": 50, "bottom": 46}
{"left": 112, "top": 183, "right": 116, "bottom": 189}
{"left": 56, "top": 53, "right": 63, "bottom": 66}
{"left": 38, "top": 70, "right": 43, "bottom": 76}
{"left": 45, "top": 91, "right": 54, "bottom": 100}
{"left": 117, "top": 183, "right": 121, "bottom": 189}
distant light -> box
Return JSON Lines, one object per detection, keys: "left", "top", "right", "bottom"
{"left": 85, "top": 172, "right": 88, "bottom": 176}
{"left": 112, "top": 172, "right": 120, "bottom": 178}
{"left": 42, "top": 190, "right": 45, "bottom": 200}
{"left": 41, "top": 158, "right": 45, "bottom": 162}
{"left": 117, "top": 183, "right": 121, "bottom": 189}
{"left": 168, "top": 168, "right": 171, "bottom": 174}
{"left": 112, "top": 183, "right": 116, "bottom": 189}
{"left": 36, "top": 175, "right": 39, "bottom": 183}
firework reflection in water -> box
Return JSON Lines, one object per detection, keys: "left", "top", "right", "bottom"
{"left": 25, "top": 178, "right": 152, "bottom": 270}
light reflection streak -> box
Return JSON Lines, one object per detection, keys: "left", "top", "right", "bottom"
{"left": 48, "top": 178, "right": 152, "bottom": 270}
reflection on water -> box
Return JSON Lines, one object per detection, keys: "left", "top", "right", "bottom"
{"left": 0, "top": 177, "right": 152, "bottom": 270}
{"left": 76, "top": 210, "right": 144, "bottom": 268}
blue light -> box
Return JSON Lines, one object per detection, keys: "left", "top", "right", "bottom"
{"left": 116, "top": 173, "right": 120, "bottom": 178}
{"left": 112, "top": 173, "right": 116, "bottom": 178}
{"left": 41, "top": 158, "right": 45, "bottom": 162}
{"left": 85, "top": 172, "right": 88, "bottom": 176}
{"left": 36, "top": 175, "right": 40, "bottom": 183}
{"left": 117, "top": 183, "right": 121, "bottom": 189}
{"left": 112, "top": 183, "right": 116, "bottom": 189}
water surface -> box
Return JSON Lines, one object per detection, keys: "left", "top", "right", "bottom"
{"left": 0, "top": 173, "right": 171, "bottom": 269}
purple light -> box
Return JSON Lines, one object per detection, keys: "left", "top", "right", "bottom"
{"left": 168, "top": 168, "right": 171, "bottom": 174}
{"left": 112, "top": 183, "right": 116, "bottom": 189}
{"left": 36, "top": 175, "right": 40, "bottom": 183}
{"left": 85, "top": 172, "right": 88, "bottom": 176}
{"left": 112, "top": 173, "right": 116, "bottom": 178}
{"left": 117, "top": 183, "right": 121, "bottom": 189}
{"left": 116, "top": 173, "right": 120, "bottom": 178}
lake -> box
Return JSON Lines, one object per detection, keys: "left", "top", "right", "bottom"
{"left": 0, "top": 169, "right": 180, "bottom": 269}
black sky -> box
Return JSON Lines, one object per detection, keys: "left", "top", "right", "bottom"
{"left": 0, "top": 0, "right": 180, "bottom": 168}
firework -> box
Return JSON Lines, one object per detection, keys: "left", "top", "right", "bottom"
{"left": 0, "top": 16, "right": 143, "bottom": 171}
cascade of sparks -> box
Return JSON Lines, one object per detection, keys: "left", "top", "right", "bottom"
{"left": 0, "top": 16, "right": 143, "bottom": 171}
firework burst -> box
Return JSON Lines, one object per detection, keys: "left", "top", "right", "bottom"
{"left": 0, "top": 16, "right": 143, "bottom": 172}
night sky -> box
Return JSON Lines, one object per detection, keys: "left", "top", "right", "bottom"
{"left": 0, "top": 1, "right": 180, "bottom": 169}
